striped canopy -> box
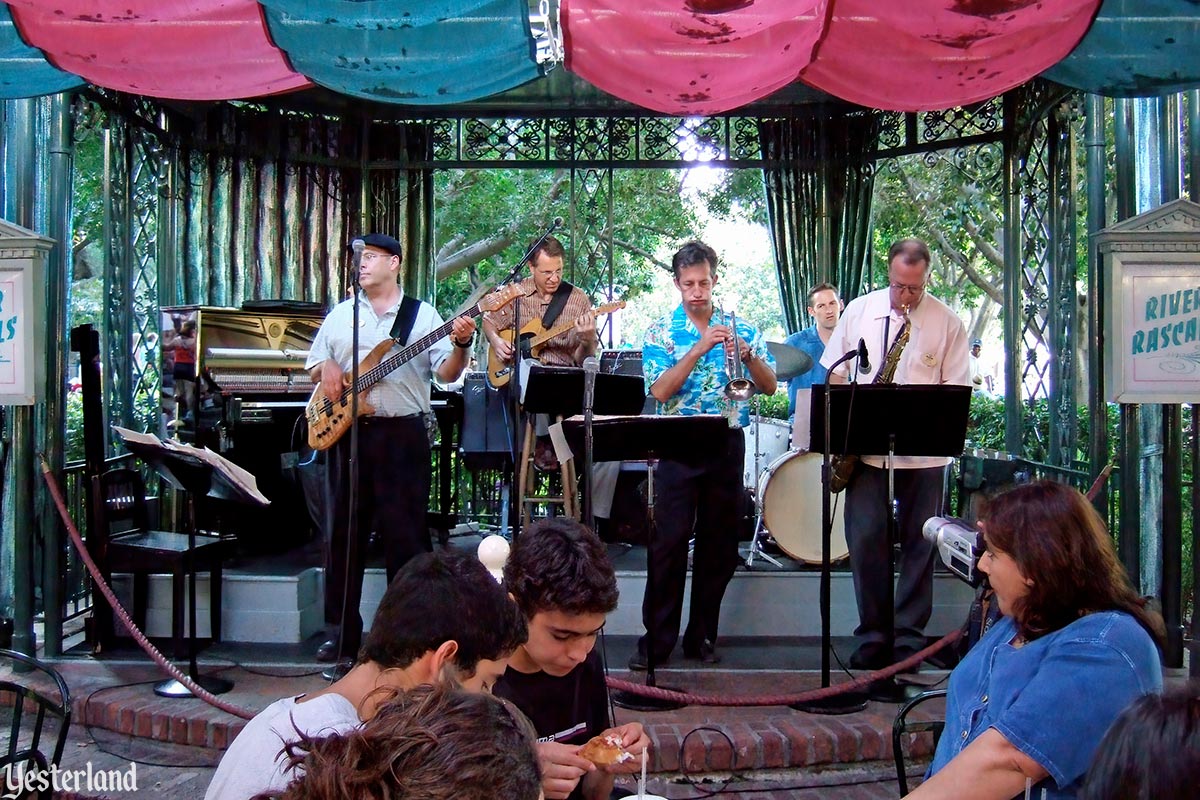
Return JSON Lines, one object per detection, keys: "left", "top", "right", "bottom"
{"left": 1, "top": 0, "right": 1197, "bottom": 113}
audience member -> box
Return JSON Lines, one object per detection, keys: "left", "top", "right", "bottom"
{"left": 908, "top": 481, "right": 1164, "bottom": 800}
{"left": 206, "top": 550, "right": 527, "bottom": 800}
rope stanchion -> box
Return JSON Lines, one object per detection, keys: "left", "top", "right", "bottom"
{"left": 40, "top": 457, "right": 256, "bottom": 721}
{"left": 606, "top": 629, "right": 962, "bottom": 707}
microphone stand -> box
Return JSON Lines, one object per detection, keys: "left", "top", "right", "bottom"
{"left": 582, "top": 357, "right": 598, "bottom": 530}
{"left": 325, "top": 243, "right": 363, "bottom": 680}
{"left": 501, "top": 218, "right": 561, "bottom": 538}
{"left": 791, "top": 347, "right": 869, "bottom": 715}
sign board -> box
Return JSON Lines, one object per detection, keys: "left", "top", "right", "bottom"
{"left": 0, "top": 219, "right": 53, "bottom": 405}
{"left": 1097, "top": 198, "right": 1200, "bottom": 404}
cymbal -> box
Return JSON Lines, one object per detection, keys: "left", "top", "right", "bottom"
{"left": 767, "top": 341, "right": 814, "bottom": 381}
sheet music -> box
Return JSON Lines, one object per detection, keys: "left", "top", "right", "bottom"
{"left": 113, "top": 426, "right": 270, "bottom": 505}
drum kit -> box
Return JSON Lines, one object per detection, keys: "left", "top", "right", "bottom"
{"left": 740, "top": 341, "right": 849, "bottom": 568}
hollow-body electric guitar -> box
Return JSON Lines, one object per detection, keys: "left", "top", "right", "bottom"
{"left": 486, "top": 300, "right": 626, "bottom": 389}
{"left": 306, "top": 284, "right": 522, "bottom": 450}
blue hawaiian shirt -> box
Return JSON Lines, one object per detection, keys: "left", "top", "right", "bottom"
{"left": 642, "top": 304, "right": 774, "bottom": 428}
{"left": 928, "top": 612, "right": 1162, "bottom": 799}
{"left": 783, "top": 325, "right": 829, "bottom": 419}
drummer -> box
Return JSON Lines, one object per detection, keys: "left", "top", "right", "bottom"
{"left": 782, "top": 283, "right": 842, "bottom": 441}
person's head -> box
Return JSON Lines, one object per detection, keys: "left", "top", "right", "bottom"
{"left": 503, "top": 518, "right": 618, "bottom": 677}
{"left": 671, "top": 240, "right": 719, "bottom": 314}
{"left": 273, "top": 683, "right": 542, "bottom": 800}
{"left": 971, "top": 338, "right": 982, "bottom": 357}
{"left": 807, "top": 282, "right": 841, "bottom": 332}
{"left": 526, "top": 234, "right": 566, "bottom": 296}
{"left": 977, "top": 480, "right": 1164, "bottom": 645}
{"left": 886, "top": 238, "right": 932, "bottom": 312}
{"left": 353, "top": 233, "right": 403, "bottom": 292}
{"left": 1079, "top": 681, "right": 1200, "bottom": 800}
{"left": 180, "top": 320, "right": 197, "bottom": 337}
{"left": 360, "top": 550, "right": 527, "bottom": 693}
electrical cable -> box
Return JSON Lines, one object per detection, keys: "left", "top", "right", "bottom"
{"left": 81, "top": 678, "right": 227, "bottom": 768}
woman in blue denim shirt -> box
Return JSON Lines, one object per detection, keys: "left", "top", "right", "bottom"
{"left": 909, "top": 481, "right": 1164, "bottom": 800}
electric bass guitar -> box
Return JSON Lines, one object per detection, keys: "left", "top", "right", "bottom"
{"left": 486, "top": 300, "right": 626, "bottom": 389}
{"left": 306, "top": 283, "right": 522, "bottom": 450}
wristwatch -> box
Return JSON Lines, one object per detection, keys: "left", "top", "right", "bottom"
{"left": 453, "top": 333, "right": 474, "bottom": 348}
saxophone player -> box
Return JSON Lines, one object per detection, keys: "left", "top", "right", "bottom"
{"left": 820, "top": 239, "right": 971, "bottom": 672}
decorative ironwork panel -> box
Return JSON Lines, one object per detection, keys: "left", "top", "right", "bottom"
{"left": 569, "top": 168, "right": 615, "bottom": 344}
{"left": 102, "top": 118, "right": 133, "bottom": 442}
{"left": 1004, "top": 82, "right": 1081, "bottom": 464}
{"left": 875, "top": 98, "right": 1005, "bottom": 158}
{"left": 1046, "top": 101, "right": 1080, "bottom": 468}
{"left": 426, "top": 115, "right": 765, "bottom": 168}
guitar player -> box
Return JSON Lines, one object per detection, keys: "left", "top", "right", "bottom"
{"left": 305, "top": 232, "right": 475, "bottom": 666}
{"left": 482, "top": 234, "right": 598, "bottom": 471}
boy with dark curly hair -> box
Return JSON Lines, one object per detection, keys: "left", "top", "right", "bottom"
{"left": 495, "top": 518, "right": 650, "bottom": 800}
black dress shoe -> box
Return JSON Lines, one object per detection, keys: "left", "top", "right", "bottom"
{"left": 316, "top": 639, "right": 358, "bottom": 663}
{"left": 848, "top": 643, "right": 889, "bottom": 671}
{"left": 627, "top": 651, "right": 668, "bottom": 671}
{"left": 682, "top": 639, "right": 721, "bottom": 664}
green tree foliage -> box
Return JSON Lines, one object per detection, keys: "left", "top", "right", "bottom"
{"left": 432, "top": 168, "right": 701, "bottom": 316}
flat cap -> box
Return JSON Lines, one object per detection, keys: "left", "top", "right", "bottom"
{"left": 351, "top": 232, "right": 403, "bottom": 258}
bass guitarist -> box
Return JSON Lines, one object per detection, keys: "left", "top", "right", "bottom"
{"left": 305, "top": 233, "right": 475, "bottom": 665}
{"left": 482, "top": 234, "right": 598, "bottom": 470}
{"left": 820, "top": 238, "right": 971, "bottom": 673}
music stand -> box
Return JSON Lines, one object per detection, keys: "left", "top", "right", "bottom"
{"left": 807, "top": 384, "right": 970, "bottom": 706}
{"left": 560, "top": 414, "right": 730, "bottom": 712}
{"left": 118, "top": 435, "right": 268, "bottom": 697}
{"left": 526, "top": 365, "right": 646, "bottom": 528}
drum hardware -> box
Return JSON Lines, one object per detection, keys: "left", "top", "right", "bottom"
{"left": 741, "top": 402, "right": 783, "bottom": 568}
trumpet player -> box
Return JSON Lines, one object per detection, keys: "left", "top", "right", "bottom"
{"left": 630, "top": 240, "right": 776, "bottom": 671}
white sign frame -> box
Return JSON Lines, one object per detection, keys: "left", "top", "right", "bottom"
{"left": 0, "top": 219, "right": 53, "bottom": 406}
{"left": 1097, "top": 198, "right": 1200, "bottom": 404}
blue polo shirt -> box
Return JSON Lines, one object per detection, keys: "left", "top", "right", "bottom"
{"left": 782, "top": 325, "right": 829, "bottom": 419}
{"left": 929, "top": 612, "right": 1162, "bottom": 798}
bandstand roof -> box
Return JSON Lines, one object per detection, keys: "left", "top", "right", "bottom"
{"left": 0, "top": 1, "right": 1198, "bottom": 117}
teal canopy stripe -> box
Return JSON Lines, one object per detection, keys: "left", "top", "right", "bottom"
{"left": 1042, "top": 0, "right": 1200, "bottom": 96}
{"left": 260, "top": 0, "right": 541, "bottom": 104}
{"left": 0, "top": 6, "right": 82, "bottom": 98}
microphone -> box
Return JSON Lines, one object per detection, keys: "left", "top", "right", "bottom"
{"left": 350, "top": 238, "right": 366, "bottom": 288}
{"left": 582, "top": 355, "right": 600, "bottom": 413}
{"left": 857, "top": 338, "right": 871, "bottom": 374}
{"left": 552, "top": 216, "right": 564, "bottom": 228}
{"left": 581, "top": 355, "right": 600, "bottom": 374}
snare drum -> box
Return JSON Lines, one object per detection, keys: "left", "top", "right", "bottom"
{"left": 759, "top": 450, "right": 849, "bottom": 564}
{"left": 742, "top": 416, "right": 791, "bottom": 489}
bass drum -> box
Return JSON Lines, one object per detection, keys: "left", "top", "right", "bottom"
{"left": 759, "top": 451, "right": 850, "bottom": 564}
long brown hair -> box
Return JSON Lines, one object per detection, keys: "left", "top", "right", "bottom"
{"left": 980, "top": 480, "right": 1164, "bottom": 646}
{"left": 268, "top": 684, "right": 541, "bottom": 800}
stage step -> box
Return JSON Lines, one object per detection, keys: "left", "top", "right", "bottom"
{"left": 111, "top": 556, "right": 976, "bottom": 644}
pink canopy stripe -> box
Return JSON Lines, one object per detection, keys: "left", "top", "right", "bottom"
{"left": 7, "top": 0, "right": 310, "bottom": 100}
{"left": 800, "top": 0, "right": 1101, "bottom": 111}
{"left": 562, "top": 0, "right": 828, "bottom": 116}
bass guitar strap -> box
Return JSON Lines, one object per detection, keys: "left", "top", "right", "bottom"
{"left": 388, "top": 294, "right": 422, "bottom": 346}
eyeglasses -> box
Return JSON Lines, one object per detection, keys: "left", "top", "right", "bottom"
{"left": 889, "top": 282, "right": 926, "bottom": 295}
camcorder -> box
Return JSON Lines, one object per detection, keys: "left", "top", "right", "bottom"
{"left": 922, "top": 516, "right": 985, "bottom": 587}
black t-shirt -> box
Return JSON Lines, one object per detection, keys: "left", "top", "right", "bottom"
{"left": 494, "top": 649, "right": 611, "bottom": 800}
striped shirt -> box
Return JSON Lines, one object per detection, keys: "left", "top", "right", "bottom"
{"left": 486, "top": 277, "right": 595, "bottom": 367}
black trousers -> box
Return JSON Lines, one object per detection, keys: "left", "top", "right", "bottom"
{"left": 324, "top": 415, "right": 432, "bottom": 648}
{"left": 638, "top": 427, "right": 744, "bottom": 661}
{"left": 843, "top": 463, "right": 947, "bottom": 656}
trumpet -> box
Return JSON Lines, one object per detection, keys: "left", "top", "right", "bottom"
{"left": 721, "top": 306, "right": 756, "bottom": 401}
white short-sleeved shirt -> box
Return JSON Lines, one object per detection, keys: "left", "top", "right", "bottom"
{"left": 306, "top": 290, "right": 452, "bottom": 418}
{"left": 204, "top": 693, "right": 360, "bottom": 800}
{"left": 820, "top": 287, "right": 971, "bottom": 469}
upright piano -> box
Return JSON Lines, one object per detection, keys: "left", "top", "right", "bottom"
{"left": 163, "top": 304, "right": 326, "bottom": 552}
